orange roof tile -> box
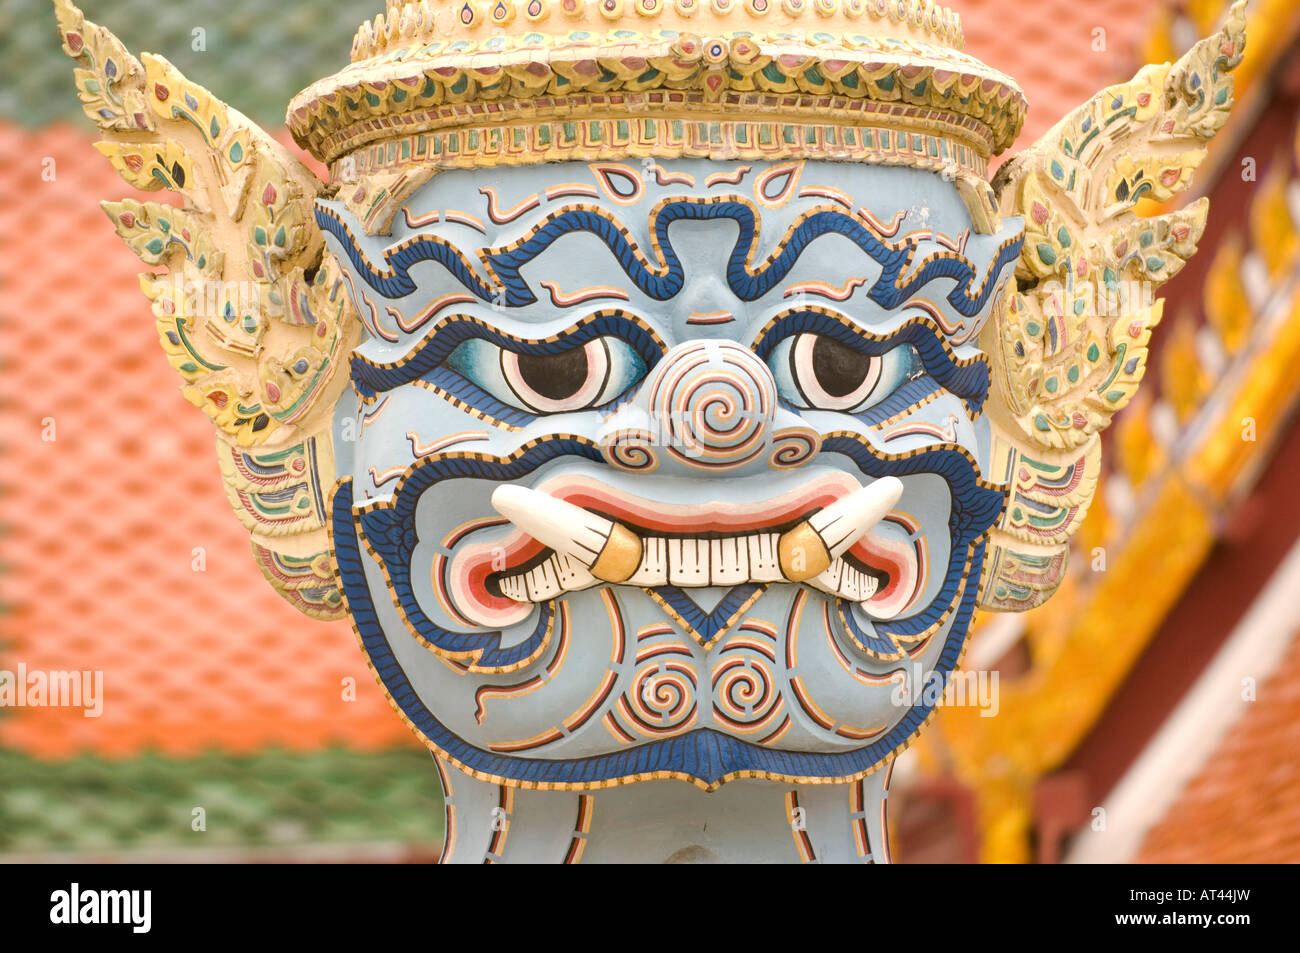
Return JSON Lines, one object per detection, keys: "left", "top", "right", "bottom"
{"left": 960, "top": 0, "right": 1158, "bottom": 159}
{"left": 1137, "top": 627, "right": 1300, "bottom": 863}
{"left": 0, "top": 121, "right": 411, "bottom": 759}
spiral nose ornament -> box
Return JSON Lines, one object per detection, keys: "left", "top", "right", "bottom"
{"left": 644, "top": 341, "right": 777, "bottom": 470}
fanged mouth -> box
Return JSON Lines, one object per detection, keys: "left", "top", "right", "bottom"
{"left": 445, "top": 472, "right": 924, "bottom": 627}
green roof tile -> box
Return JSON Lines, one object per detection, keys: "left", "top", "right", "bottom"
{"left": 2, "top": 0, "right": 380, "bottom": 128}
{"left": 0, "top": 747, "right": 445, "bottom": 857}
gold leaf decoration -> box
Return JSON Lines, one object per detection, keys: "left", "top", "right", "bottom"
{"left": 55, "top": 0, "right": 359, "bottom": 620}
{"left": 979, "top": 2, "right": 1246, "bottom": 611}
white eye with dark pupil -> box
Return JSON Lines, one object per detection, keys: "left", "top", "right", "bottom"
{"left": 501, "top": 338, "right": 610, "bottom": 412}
{"left": 808, "top": 334, "right": 875, "bottom": 397}
{"left": 442, "top": 332, "right": 650, "bottom": 415}
{"left": 790, "top": 332, "right": 882, "bottom": 410}
{"left": 513, "top": 348, "right": 595, "bottom": 401}
{"left": 766, "top": 331, "right": 920, "bottom": 413}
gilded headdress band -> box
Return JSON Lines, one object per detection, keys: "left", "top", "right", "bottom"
{"left": 287, "top": 0, "right": 1027, "bottom": 195}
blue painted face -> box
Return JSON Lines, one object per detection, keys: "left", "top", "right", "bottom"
{"left": 321, "top": 158, "right": 1021, "bottom": 789}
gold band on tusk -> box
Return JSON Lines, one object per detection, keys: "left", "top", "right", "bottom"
{"left": 591, "top": 522, "right": 644, "bottom": 583}
{"left": 778, "top": 523, "right": 832, "bottom": 582}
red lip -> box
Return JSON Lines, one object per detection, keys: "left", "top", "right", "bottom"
{"left": 548, "top": 472, "right": 859, "bottom": 536}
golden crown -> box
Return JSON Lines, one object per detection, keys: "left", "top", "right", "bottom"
{"left": 286, "top": 0, "right": 1027, "bottom": 184}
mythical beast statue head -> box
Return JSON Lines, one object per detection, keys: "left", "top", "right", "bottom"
{"left": 54, "top": 0, "right": 1245, "bottom": 862}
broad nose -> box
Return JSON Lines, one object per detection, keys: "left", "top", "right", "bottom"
{"left": 646, "top": 341, "right": 774, "bottom": 469}
{"left": 602, "top": 340, "right": 819, "bottom": 475}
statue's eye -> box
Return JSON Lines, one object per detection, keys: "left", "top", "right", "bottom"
{"left": 444, "top": 336, "right": 646, "bottom": 414}
{"left": 768, "top": 333, "right": 920, "bottom": 413}
{"left": 501, "top": 345, "right": 603, "bottom": 412}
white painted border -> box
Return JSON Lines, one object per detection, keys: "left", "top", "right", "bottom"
{"left": 1065, "top": 534, "right": 1300, "bottom": 863}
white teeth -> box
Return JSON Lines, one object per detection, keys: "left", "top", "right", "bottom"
{"left": 668, "top": 538, "right": 710, "bottom": 587}
{"left": 809, "top": 477, "right": 905, "bottom": 560}
{"left": 627, "top": 537, "right": 668, "bottom": 586}
{"left": 523, "top": 558, "right": 561, "bottom": 601}
{"left": 839, "top": 565, "right": 863, "bottom": 601}
{"left": 491, "top": 481, "right": 902, "bottom": 608}
{"left": 819, "top": 558, "right": 844, "bottom": 593}
{"left": 497, "top": 552, "right": 596, "bottom": 603}
{"left": 632, "top": 532, "right": 781, "bottom": 586}
{"left": 495, "top": 528, "right": 877, "bottom": 603}
{"left": 554, "top": 552, "right": 596, "bottom": 590}
{"left": 710, "top": 536, "right": 748, "bottom": 586}
{"left": 748, "top": 532, "right": 782, "bottom": 582}
{"left": 812, "top": 560, "right": 880, "bottom": 602}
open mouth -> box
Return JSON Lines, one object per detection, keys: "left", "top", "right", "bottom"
{"left": 445, "top": 472, "right": 925, "bottom": 627}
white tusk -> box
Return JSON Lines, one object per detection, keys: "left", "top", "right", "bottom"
{"left": 808, "top": 476, "right": 904, "bottom": 560}
{"left": 490, "top": 485, "right": 643, "bottom": 583}
{"left": 491, "top": 485, "right": 612, "bottom": 565}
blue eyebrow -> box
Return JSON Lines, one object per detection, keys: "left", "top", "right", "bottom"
{"left": 349, "top": 310, "right": 665, "bottom": 399}
{"left": 483, "top": 200, "right": 1022, "bottom": 316}
{"left": 316, "top": 204, "right": 497, "bottom": 302}
{"left": 319, "top": 198, "right": 1022, "bottom": 321}
{"left": 752, "top": 308, "right": 991, "bottom": 416}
